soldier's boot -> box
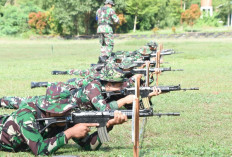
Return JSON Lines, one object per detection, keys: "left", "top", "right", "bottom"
{"left": 98, "top": 56, "right": 109, "bottom": 64}
{"left": 51, "top": 71, "right": 68, "bottom": 75}
{"left": 31, "top": 82, "right": 48, "bottom": 89}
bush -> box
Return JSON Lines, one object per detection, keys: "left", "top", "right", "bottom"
{"left": 181, "top": 4, "right": 201, "bottom": 29}
{"left": 0, "top": 3, "right": 42, "bottom": 36}
{"left": 152, "top": 27, "right": 159, "bottom": 33}
{"left": 28, "top": 12, "right": 47, "bottom": 34}
{"left": 195, "top": 13, "right": 222, "bottom": 27}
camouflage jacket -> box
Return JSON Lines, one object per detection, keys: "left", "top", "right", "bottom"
{"left": 0, "top": 101, "right": 102, "bottom": 155}
{"left": 40, "top": 79, "right": 119, "bottom": 111}
{"left": 96, "top": 5, "right": 119, "bottom": 33}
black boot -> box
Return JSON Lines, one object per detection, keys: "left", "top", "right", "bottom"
{"left": 31, "top": 82, "right": 48, "bottom": 89}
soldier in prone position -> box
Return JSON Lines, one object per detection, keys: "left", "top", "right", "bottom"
{"left": 0, "top": 67, "right": 142, "bottom": 110}
{"left": 0, "top": 96, "right": 127, "bottom": 155}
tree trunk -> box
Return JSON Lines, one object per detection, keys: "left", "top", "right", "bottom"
{"left": 228, "top": 12, "right": 230, "bottom": 27}
{"left": 85, "top": 12, "right": 90, "bottom": 35}
{"left": 231, "top": 12, "right": 232, "bottom": 27}
{"left": 73, "top": 15, "right": 78, "bottom": 35}
{"left": 133, "top": 15, "right": 137, "bottom": 33}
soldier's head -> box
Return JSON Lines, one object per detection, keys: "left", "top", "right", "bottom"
{"left": 118, "top": 57, "right": 137, "bottom": 71}
{"left": 100, "top": 66, "right": 125, "bottom": 91}
{"left": 147, "top": 41, "right": 158, "bottom": 51}
{"left": 104, "top": 0, "right": 115, "bottom": 7}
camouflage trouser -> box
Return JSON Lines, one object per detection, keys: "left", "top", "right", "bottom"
{"left": 0, "top": 96, "right": 40, "bottom": 109}
{"left": 99, "top": 33, "right": 114, "bottom": 57}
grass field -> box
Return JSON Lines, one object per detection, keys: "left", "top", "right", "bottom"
{"left": 0, "top": 38, "right": 232, "bottom": 157}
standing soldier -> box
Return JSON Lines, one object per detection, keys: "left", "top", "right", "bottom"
{"left": 96, "top": 0, "right": 119, "bottom": 63}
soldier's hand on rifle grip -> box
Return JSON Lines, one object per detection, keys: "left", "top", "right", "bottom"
{"left": 140, "top": 64, "right": 146, "bottom": 69}
{"left": 154, "top": 69, "right": 161, "bottom": 75}
{"left": 117, "top": 95, "right": 134, "bottom": 108}
{"left": 148, "top": 87, "right": 161, "bottom": 97}
{"left": 106, "top": 111, "right": 128, "bottom": 128}
{"left": 151, "top": 57, "right": 156, "bottom": 61}
{"left": 64, "top": 123, "right": 99, "bottom": 140}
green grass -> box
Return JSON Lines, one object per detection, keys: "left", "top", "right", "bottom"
{"left": 0, "top": 38, "right": 232, "bottom": 156}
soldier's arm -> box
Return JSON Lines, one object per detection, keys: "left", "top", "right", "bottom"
{"left": 15, "top": 110, "right": 68, "bottom": 155}
{"left": 67, "top": 69, "right": 91, "bottom": 76}
{"left": 85, "top": 81, "right": 134, "bottom": 110}
{"left": 110, "top": 9, "right": 119, "bottom": 24}
{"left": 0, "top": 96, "right": 25, "bottom": 109}
{"left": 85, "top": 81, "right": 119, "bottom": 111}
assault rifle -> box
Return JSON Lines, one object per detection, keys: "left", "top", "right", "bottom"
{"left": 124, "top": 67, "right": 183, "bottom": 77}
{"left": 150, "top": 51, "right": 184, "bottom": 57}
{"left": 103, "top": 85, "right": 199, "bottom": 98}
{"left": 36, "top": 108, "right": 180, "bottom": 143}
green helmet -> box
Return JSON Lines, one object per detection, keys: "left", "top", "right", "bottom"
{"left": 104, "top": 0, "right": 115, "bottom": 5}
{"left": 100, "top": 66, "right": 125, "bottom": 82}
{"left": 119, "top": 57, "right": 137, "bottom": 69}
{"left": 147, "top": 41, "right": 158, "bottom": 48}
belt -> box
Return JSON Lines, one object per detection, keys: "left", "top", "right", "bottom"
{"left": 99, "top": 23, "right": 113, "bottom": 27}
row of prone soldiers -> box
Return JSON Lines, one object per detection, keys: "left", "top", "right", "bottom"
{"left": 0, "top": 41, "right": 179, "bottom": 155}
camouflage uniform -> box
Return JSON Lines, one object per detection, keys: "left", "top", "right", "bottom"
{"left": 96, "top": 1, "right": 119, "bottom": 57}
{"left": 1, "top": 67, "right": 127, "bottom": 111}
{"left": 0, "top": 98, "right": 102, "bottom": 155}
{"left": 0, "top": 96, "right": 40, "bottom": 109}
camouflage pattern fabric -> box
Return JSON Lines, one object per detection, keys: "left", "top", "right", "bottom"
{"left": 137, "top": 46, "right": 153, "bottom": 55}
{"left": 114, "top": 50, "right": 143, "bottom": 61}
{"left": 67, "top": 69, "right": 93, "bottom": 76}
{"left": 99, "top": 66, "right": 125, "bottom": 82}
{"left": 119, "top": 57, "right": 138, "bottom": 69}
{"left": 96, "top": 5, "right": 119, "bottom": 57}
{"left": 37, "top": 79, "right": 118, "bottom": 113}
{"left": 96, "top": 6, "right": 119, "bottom": 33}
{"left": 0, "top": 96, "right": 41, "bottom": 109}
{"left": 0, "top": 101, "right": 102, "bottom": 155}
{"left": 147, "top": 41, "right": 158, "bottom": 49}
{"left": 99, "top": 33, "right": 114, "bottom": 56}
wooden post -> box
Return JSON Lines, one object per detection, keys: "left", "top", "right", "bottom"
{"left": 145, "top": 61, "right": 150, "bottom": 87}
{"left": 133, "top": 76, "right": 140, "bottom": 157}
{"left": 155, "top": 44, "right": 161, "bottom": 86}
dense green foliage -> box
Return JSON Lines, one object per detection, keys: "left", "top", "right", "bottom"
{"left": 0, "top": 0, "right": 231, "bottom": 36}
{"left": 0, "top": 38, "right": 232, "bottom": 156}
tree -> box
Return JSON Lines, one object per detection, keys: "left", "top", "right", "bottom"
{"left": 126, "top": 0, "right": 159, "bottom": 32}
{"left": 181, "top": 4, "right": 201, "bottom": 31}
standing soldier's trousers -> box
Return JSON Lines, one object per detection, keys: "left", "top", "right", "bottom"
{"left": 99, "top": 33, "right": 114, "bottom": 57}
